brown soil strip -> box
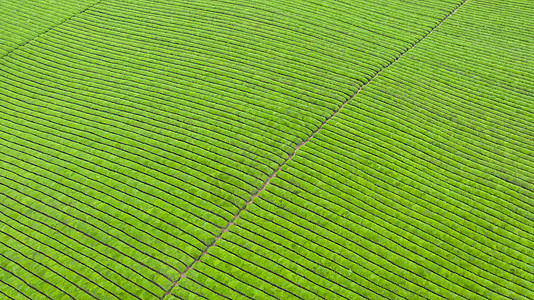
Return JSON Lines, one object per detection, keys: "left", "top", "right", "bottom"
{"left": 161, "top": 0, "right": 469, "bottom": 298}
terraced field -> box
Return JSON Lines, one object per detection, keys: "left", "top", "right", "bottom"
{"left": 0, "top": 0, "right": 532, "bottom": 299}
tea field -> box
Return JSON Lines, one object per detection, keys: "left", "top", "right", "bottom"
{"left": 0, "top": 0, "right": 532, "bottom": 299}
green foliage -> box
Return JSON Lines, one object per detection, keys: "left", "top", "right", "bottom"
{"left": 1, "top": 0, "right": 532, "bottom": 298}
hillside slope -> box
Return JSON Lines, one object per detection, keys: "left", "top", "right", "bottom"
{"left": 0, "top": 0, "right": 532, "bottom": 299}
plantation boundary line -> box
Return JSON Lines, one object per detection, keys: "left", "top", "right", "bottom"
{"left": 162, "top": 0, "right": 470, "bottom": 297}
{"left": 0, "top": 0, "right": 103, "bottom": 61}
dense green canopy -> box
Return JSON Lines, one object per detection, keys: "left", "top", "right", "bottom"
{"left": 0, "top": 0, "right": 532, "bottom": 298}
